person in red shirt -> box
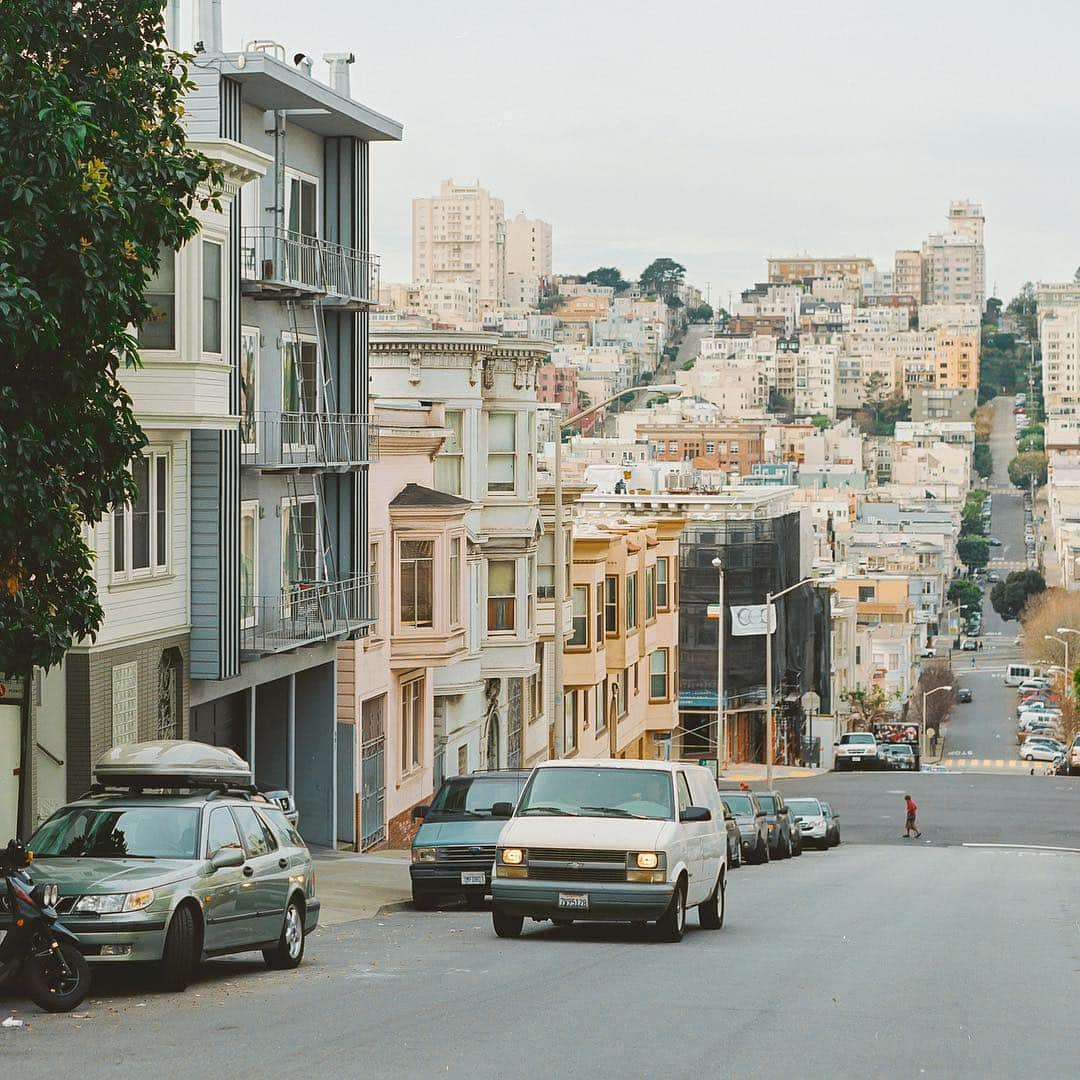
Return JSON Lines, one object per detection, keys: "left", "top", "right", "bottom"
{"left": 903, "top": 794, "right": 921, "bottom": 838}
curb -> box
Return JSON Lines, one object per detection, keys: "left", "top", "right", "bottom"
{"left": 374, "top": 899, "right": 414, "bottom": 917}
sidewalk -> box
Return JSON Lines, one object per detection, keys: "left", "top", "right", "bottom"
{"left": 718, "top": 763, "right": 822, "bottom": 783}
{"left": 311, "top": 848, "right": 412, "bottom": 926}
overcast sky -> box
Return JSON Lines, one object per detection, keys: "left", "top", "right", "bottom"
{"left": 219, "top": 0, "right": 1080, "bottom": 305}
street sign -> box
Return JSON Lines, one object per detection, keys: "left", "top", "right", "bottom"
{"left": 730, "top": 604, "right": 776, "bottom": 636}
{"left": 706, "top": 604, "right": 722, "bottom": 620}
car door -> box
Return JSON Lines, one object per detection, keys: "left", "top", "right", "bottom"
{"left": 675, "top": 770, "right": 705, "bottom": 903}
{"left": 775, "top": 795, "right": 792, "bottom": 847}
{"left": 231, "top": 804, "right": 290, "bottom": 943}
{"left": 202, "top": 807, "right": 246, "bottom": 952}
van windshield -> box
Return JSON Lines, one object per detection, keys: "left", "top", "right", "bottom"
{"left": 426, "top": 776, "right": 527, "bottom": 821}
{"left": 517, "top": 767, "right": 675, "bottom": 820}
{"left": 840, "top": 733, "right": 875, "bottom": 745}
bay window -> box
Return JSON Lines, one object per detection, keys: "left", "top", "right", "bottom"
{"left": 141, "top": 244, "right": 176, "bottom": 350}
{"left": 650, "top": 649, "right": 669, "bottom": 701}
{"left": 646, "top": 564, "right": 656, "bottom": 621}
{"left": 399, "top": 540, "right": 434, "bottom": 628}
{"left": 487, "top": 412, "right": 516, "bottom": 493}
{"left": 626, "top": 572, "right": 638, "bottom": 630}
{"left": 569, "top": 586, "right": 588, "bottom": 648}
{"left": 487, "top": 560, "right": 516, "bottom": 632}
{"left": 604, "top": 575, "right": 618, "bottom": 634}
{"left": 202, "top": 239, "right": 223, "bottom": 354}
{"left": 435, "top": 410, "right": 464, "bottom": 495}
{"left": 656, "top": 557, "right": 670, "bottom": 610}
{"left": 113, "top": 452, "right": 169, "bottom": 581}
{"left": 449, "top": 537, "right": 462, "bottom": 627}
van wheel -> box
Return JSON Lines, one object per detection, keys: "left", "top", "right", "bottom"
{"left": 698, "top": 872, "right": 725, "bottom": 930}
{"left": 492, "top": 907, "right": 523, "bottom": 939}
{"left": 653, "top": 880, "right": 686, "bottom": 943}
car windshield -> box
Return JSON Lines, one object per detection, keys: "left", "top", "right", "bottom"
{"left": 721, "top": 795, "right": 756, "bottom": 815}
{"left": 786, "top": 799, "right": 822, "bottom": 816}
{"left": 755, "top": 794, "right": 777, "bottom": 813}
{"left": 30, "top": 805, "right": 200, "bottom": 859}
{"left": 516, "top": 767, "right": 674, "bottom": 820}
{"left": 840, "top": 733, "right": 875, "bottom": 745}
{"left": 426, "top": 776, "right": 527, "bottom": 820}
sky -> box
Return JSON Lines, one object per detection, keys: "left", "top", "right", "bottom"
{"left": 212, "top": 0, "right": 1080, "bottom": 305}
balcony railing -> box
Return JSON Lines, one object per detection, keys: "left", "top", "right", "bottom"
{"left": 240, "top": 575, "right": 376, "bottom": 657}
{"left": 240, "top": 227, "right": 380, "bottom": 305}
{"left": 241, "top": 411, "right": 378, "bottom": 469}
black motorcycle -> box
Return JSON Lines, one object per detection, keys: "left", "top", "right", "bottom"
{"left": 0, "top": 839, "right": 91, "bottom": 1012}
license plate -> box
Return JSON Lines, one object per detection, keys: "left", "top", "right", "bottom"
{"left": 557, "top": 892, "right": 589, "bottom": 910}
{"left": 460, "top": 871, "right": 486, "bottom": 886}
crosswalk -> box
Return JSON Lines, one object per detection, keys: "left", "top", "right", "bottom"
{"left": 942, "top": 756, "right": 1049, "bottom": 772}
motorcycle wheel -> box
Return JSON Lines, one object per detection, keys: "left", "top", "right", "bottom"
{"left": 23, "top": 942, "right": 91, "bottom": 1013}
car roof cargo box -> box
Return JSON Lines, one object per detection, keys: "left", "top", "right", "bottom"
{"left": 94, "top": 740, "right": 252, "bottom": 788}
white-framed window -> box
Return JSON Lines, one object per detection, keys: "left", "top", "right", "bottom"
{"left": 239, "top": 326, "right": 259, "bottom": 453}
{"left": 537, "top": 530, "right": 555, "bottom": 599}
{"left": 202, "top": 239, "right": 223, "bottom": 354}
{"left": 140, "top": 244, "right": 177, "bottom": 351}
{"left": 240, "top": 500, "right": 259, "bottom": 630}
{"left": 286, "top": 168, "right": 319, "bottom": 240}
{"left": 605, "top": 575, "right": 618, "bottom": 634}
{"left": 400, "top": 676, "right": 424, "bottom": 775}
{"left": 282, "top": 333, "right": 319, "bottom": 417}
{"left": 646, "top": 564, "right": 656, "bottom": 621}
{"left": 626, "top": 572, "right": 638, "bottom": 630}
{"left": 656, "top": 556, "right": 670, "bottom": 611}
{"left": 487, "top": 560, "right": 516, "bottom": 633}
{"left": 564, "top": 689, "right": 578, "bottom": 753}
{"left": 569, "top": 585, "right": 589, "bottom": 648}
{"left": 399, "top": 538, "right": 434, "bottom": 628}
{"left": 650, "top": 649, "right": 669, "bottom": 701}
{"left": 368, "top": 538, "right": 382, "bottom": 638}
{"left": 112, "top": 661, "right": 139, "bottom": 746}
{"left": 281, "top": 495, "right": 318, "bottom": 593}
{"left": 113, "top": 451, "right": 170, "bottom": 581}
{"left": 487, "top": 411, "right": 516, "bottom": 493}
{"left": 450, "top": 536, "right": 462, "bottom": 627}
{"left": 434, "top": 409, "right": 464, "bottom": 495}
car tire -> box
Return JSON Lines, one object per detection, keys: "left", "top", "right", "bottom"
{"left": 653, "top": 879, "right": 686, "bottom": 943}
{"left": 732, "top": 843, "right": 742, "bottom": 869}
{"left": 1025, "top": 754, "right": 1035, "bottom": 761}
{"left": 792, "top": 834, "right": 803, "bottom": 857}
{"left": 263, "top": 896, "right": 306, "bottom": 970}
{"left": 411, "top": 890, "right": 439, "bottom": 912}
{"left": 158, "top": 904, "right": 198, "bottom": 992}
{"left": 761, "top": 838, "right": 771, "bottom": 864}
{"left": 492, "top": 907, "right": 524, "bottom": 939}
{"left": 698, "top": 871, "right": 725, "bottom": 930}
{"left": 779, "top": 835, "right": 791, "bottom": 860}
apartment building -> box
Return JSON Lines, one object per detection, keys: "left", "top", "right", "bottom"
{"left": 921, "top": 202, "right": 986, "bottom": 310}
{"left": 894, "top": 250, "right": 923, "bottom": 302}
{"left": 536, "top": 363, "right": 580, "bottom": 408}
{"left": 1041, "top": 307, "right": 1080, "bottom": 418}
{"left": 933, "top": 327, "right": 979, "bottom": 389}
{"left": 412, "top": 179, "right": 507, "bottom": 310}
{"left": 640, "top": 422, "right": 766, "bottom": 475}
{"left": 506, "top": 212, "right": 553, "bottom": 281}
{"left": 767, "top": 257, "right": 874, "bottom": 287}
{"left": 794, "top": 343, "right": 838, "bottom": 417}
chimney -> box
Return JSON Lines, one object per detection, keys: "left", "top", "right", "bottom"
{"left": 194, "top": 0, "right": 222, "bottom": 52}
{"left": 164, "top": 0, "right": 181, "bottom": 47}
{"left": 324, "top": 52, "right": 355, "bottom": 98}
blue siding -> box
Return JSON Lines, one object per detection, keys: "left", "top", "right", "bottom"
{"left": 189, "top": 430, "right": 222, "bottom": 679}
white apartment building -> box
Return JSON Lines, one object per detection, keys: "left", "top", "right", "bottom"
{"left": 794, "top": 343, "right": 837, "bottom": 417}
{"left": 506, "top": 271, "right": 540, "bottom": 310}
{"left": 894, "top": 250, "right": 922, "bottom": 300}
{"left": 918, "top": 303, "right": 981, "bottom": 332}
{"left": 506, "top": 211, "right": 552, "bottom": 280}
{"left": 412, "top": 179, "right": 507, "bottom": 310}
{"left": 921, "top": 201, "right": 985, "bottom": 310}
{"left": 1041, "top": 307, "right": 1080, "bottom": 422}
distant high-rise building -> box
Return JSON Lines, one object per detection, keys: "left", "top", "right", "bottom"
{"left": 894, "top": 249, "right": 922, "bottom": 301}
{"left": 506, "top": 211, "right": 552, "bottom": 281}
{"left": 412, "top": 179, "right": 506, "bottom": 310}
{"left": 920, "top": 201, "right": 985, "bottom": 311}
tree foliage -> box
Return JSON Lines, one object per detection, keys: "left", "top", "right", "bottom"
{"left": 990, "top": 570, "right": 1046, "bottom": 622}
{"left": 961, "top": 489, "right": 989, "bottom": 535}
{"left": 638, "top": 257, "right": 686, "bottom": 301}
{"left": 917, "top": 661, "right": 955, "bottom": 733}
{"left": 1022, "top": 588, "right": 1080, "bottom": 665}
{"left": 1008, "top": 451, "right": 1048, "bottom": 489}
{"left": 973, "top": 442, "right": 993, "bottom": 479}
{"left": 583, "top": 266, "right": 630, "bottom": 293}
{"left": 957, "top": 535, "right": 990, "bottom": 571}
{"left": 840, "top": 686, "right": 893, "bottom": 731}
{"left": 947, "top": 579, "right": 983, "bottom": 616}
{"left": 0, "top": 1, "right": 219, "bottom": 675}
{"left": 687, "top": 302, "right": 713, "bottom": 322}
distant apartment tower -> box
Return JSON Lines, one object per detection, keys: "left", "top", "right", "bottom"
{"left": 767, "top": 257, "right": 874, "bottom": 287}
{"left": 921, "top": 201, "right": 985, "bottom": 310}
{"left": 506, "top": 211, "right": 553, "bottom": 281}
{"left": 894, "top": 250, "right": 922, "bottom": 301}
{"left": 412, "top": 179, "right": 506, "bottom": 310}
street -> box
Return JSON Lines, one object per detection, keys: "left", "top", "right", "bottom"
{"left": 3, "top": 773, "right": 1079, "bottom": 1080}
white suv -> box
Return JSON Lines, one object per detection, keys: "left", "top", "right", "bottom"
{"left": 489, "top": 760, "right": 727, "bottom": 943}
{"left": 834, "top": 732, "right": 880, "bottom": 770}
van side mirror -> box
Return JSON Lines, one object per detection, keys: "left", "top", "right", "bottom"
{"left": 680, "top": 805, "right": 711, "bottom": 823}
{"left": 490, "top": 801, "right": 514, "bottom": 819}
{"left": 210, "top": 846, "right": 245, "bottom": 871}
{"left": 411, "top": 805, "right": 429, "bottom": 820}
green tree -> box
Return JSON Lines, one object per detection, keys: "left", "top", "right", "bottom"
{"left": 811, "top": 415, "right": 832, "bottom": 430}
{"left": 583, "top": 266, "right": 629, "bottom": 293}
{"left": 957, "top": 534, "right": 990, "bottom": 571}
{"left": 973, "top": 442, "right": 993, "bottom": 479}
{"left": 687, "top": 302, "right": 713, "bottom": 322}
{"left": 0, "top": 1, "right": 218, "bottom": 679}
{"left": 1008, "top": 451, "right": 1048, "bottom": 489}
{"left": 990, "top": 570, "right": 1046, "bottom": 621}
{"left": 1006, "top": 282, "right": 1037, "bottom": 339}
{"left": 947, "top": 579, "right": 983, "bottom": 616}
{"left": 639, "top": 257, "right": 686, "bottom": 301}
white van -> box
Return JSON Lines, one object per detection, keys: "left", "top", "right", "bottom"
{"left": 489, "top": 759, "right": 727, "bottom": 943}
{"left": 1005, "top": 663, "right": 1036, "bottom": 687}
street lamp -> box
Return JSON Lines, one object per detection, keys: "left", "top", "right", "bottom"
{"left": 1045, "top": 634, "right": 1069, "bottom": 679}
{"left": 551, "top": 382, "right": 683, "bottom": 757}
{"left": 711, "top": 556, "right": 726, "bottom": 771}
{"left": 922, "top": 684, "right": 953, "bottom": 760}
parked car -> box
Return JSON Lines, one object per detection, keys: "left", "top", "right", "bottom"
{"left": 957, "top": 687, "right": 973, "bottom": 703}
{"left": 987, "top": 571, "right": 1001, "bottom": 583}
{"left": 833, "top": 731, "right": 880, "bottom": 770}
{"left": 489, "top": 760, "right": 728, "bottom": 942}
{"left": 753, "top": 791, "right": 799, "bottom": 858}
{"left": 721, "top": 802, "right": 742, "bottom": 869}
{"left": 410, "top": 770, "right": 532, "bottom": 909}
{"left": 820, "top": 802, "right": 841, "bottom": 847}
{"left": 880, "top": 744, "right": 917, "bottom": 770}
{"left": 1067, "top": 734, "right": 1080, "bottom": 777}
{"left": 786, "top": 797, "right": 831, "bottom": 850}
{"left": 12, "top": 741, "right": 318, "bottom": 991}
{"left": 962, "top": 639, "right": 979, "bottom": 651}
{"left": 1017, "top": 677, "right": 1051, "bottom": 693}
{"left": 989, "top": 537, "right": 1003, "bottom": 547}
{"left": 1018, "top": 701, "right": 1060, "bottom": 719}
{"left": 1019, "top": 737, "right": 1067, "bottom": 762}
{"left": 720, "top": 792, "right": 769, "bottom": 865}
{"left": 1006, "top": 664, "right": 1039, "bottom": 687}
{"left": 920, "top": 647, "right": 937, "bottom": 659}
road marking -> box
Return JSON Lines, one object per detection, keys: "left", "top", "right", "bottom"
{"left": 962, "top": 843, "right": 1080, "bottom": 854}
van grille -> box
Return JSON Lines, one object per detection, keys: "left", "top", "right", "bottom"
{"left": 527, "top": 847, "right": 626, "bottom": 864}
{"left": 436, "top": 845, "right": 496, "bottom": 864}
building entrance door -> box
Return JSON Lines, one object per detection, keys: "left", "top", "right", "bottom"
{"left": 360, "top": 695, "right": 385, "bottom": 851}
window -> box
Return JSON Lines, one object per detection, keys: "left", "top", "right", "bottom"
{"left": 141, "top": 244, "right": 176, "bottom": 350}
{"left": 206, "top": 807, "right": 243, "bottom": 859}
{"left": 650, "top": 649, "right": 669, "bottom": 701}
{"left": 111, "top": 661, "right": 138, "bottom": 746}
{"left": 232, "top": 805, "right": 275, "bottom": 857}
{"left": 595, "top": 582, "right": 604, "bottom": 643}
{"left": 569, "top": 586, "right": 589, "bottom": 647}
{"left": 202, "top": 240, "right": 223, "bottom": 353}
{"left": 537, "top": 531, "right": 555, "bottom": 598}
{"left": 706, "top": 441, "right": 715, "bottom": 454}
{"left": 605, "top": 576, "right": 618, "bottom": 634}
{"left": 287, "top": 172, "right": 319, "bottom": 239}
{"left": 626, "top": 572, "right": 638, "bottom": 630}
{"left": 565, "top": 690, "right": 578, "bottom": 753}
{"left": 449, "top": 537, "right": 462, "bottom": 626}
{"left": 435, "top": 410, "right": 464, "bottom": 495}
{"left": 281, "top": 496, "right": 318, "bottom": 592}
{"left": 401, "top": 677, "right": 424, "bottom": 773}
{"left": 113, "top": 452, "right": 169, "bottom": 579}
{"left": 617, "top": 672, "right": 629, "bottom": 718}
{"left": 487, "top": 411, "right": 516, "bottom": 493}
{"left": 487, "top": 560, "right": 516, "bottom": 632}
{"left": 858, "top": 585, "right": 876, "bottom": 603}
{"left": 535, "top": 644, "right": 544, "bottom": 717}
{"left": 399, "top": 540, "right": 434, "bottom": 628}
{"left": 368, "top": 540, "right": 381, "bottom": 633}
{"left": 646, "top": 565, "right": 656, "bottom": 621}
{"left": 457, "top": 744, "right": 469, "bottom": 776}
{"left": 240, "top": 501, "right": 258, "bottom": 630}
{"left": 656, "top": 557, "right": 670, "bottom": 610}
{"left": 283, "top": 336, "right": 318, "bottom": 418}
{"left": 239, "top": 327, "right": 259, "bottom": 451}
{"left": 677, "top": 772, "right": 693, "bottom": 814}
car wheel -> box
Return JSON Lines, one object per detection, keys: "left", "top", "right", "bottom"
{"left": 792, "top": 834, "right": 803, "bottom": 857}
{"left": 263, "top": 896, "right": 306, "bottom": 970}
{"left": 492, "top": 906, "right": 524, "bottom": 939}
{"left": 780, "top": 835, "right": 791, "bottom": 860}
{"left": 761, "top": 837, "right": 771, "bottom": 864}
{"left": 158, "top": 904, "right": 198, "bottom": 992}
{"left": 653, "top": 879, "right": 686, "bottom": 943}
{"left": 1025, "top": 754, "right": 1035, "bottom": 761}
{"left": 733, "top": 843, "right": 742, "bottom": 869}
{"left": 698, "top": 871, "right": 725, "bottom": 930}
{"left": 411, "top": 889, "right": 439, "bottom": 912}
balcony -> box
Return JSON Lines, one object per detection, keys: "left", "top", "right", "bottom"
{"left": 241, "top": 227, "right": 380, "bottom": 306}
{"left": 242, "top": 411, "right": 378, "bottom": 470}
{"left": 241, "top": 575, "right": 375, "bottom": 657}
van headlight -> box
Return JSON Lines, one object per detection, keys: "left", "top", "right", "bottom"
{"left": 626, "top": 851, "right": 666, "bottom": 883}
{"left": 73, "top": 889, "right": 155, "bottom": 914}
{"left": 411, "top": 847, "right": 437, "bottom": 864}
{"left": 496, "top": 847, "right": 528, "bottom": 878}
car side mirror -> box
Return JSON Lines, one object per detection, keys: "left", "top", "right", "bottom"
{"left": 833, "top": 742, "right": 840, "bottom": 747}
{"left": 490, "top": 801, "right": 514, "bottom": 819}
{"left": 210, "top": 846, "right": 245, "bottom": 871}
{"left": 411, "top": 805, "right": 429, "bottom": 821}
{"left": 680, "top": 805, "right": 711, "bottom": 823}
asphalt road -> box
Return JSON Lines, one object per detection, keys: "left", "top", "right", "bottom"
{"left": 3, "top": 775, "right": 1079, "bottom": 1080}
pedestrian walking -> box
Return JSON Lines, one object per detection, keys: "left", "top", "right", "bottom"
{"left": 902, "top": 794, "right": 921, "bottom": 838}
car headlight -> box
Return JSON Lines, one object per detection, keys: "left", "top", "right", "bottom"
{"left": 500, "top": 847, "right": 524, "bottom": 865}
{"left": 73, "top": 889, "right": 155, "bottom": 914}
{"left": 411, "top": 847, "right": 437, "bottom": 864}
{"left": 634, "top": 851, "right": 659, "bottom": 870}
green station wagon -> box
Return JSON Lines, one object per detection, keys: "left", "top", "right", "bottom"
{"left": 19, "top": 741, "right": 319, "bottom": 991}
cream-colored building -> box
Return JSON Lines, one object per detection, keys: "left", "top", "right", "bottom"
{"left": 921, "top": 201, "right": 985, "bottom": 310}
{"left": 894, "top": 249, "right": 922, "bottom": 301}
{"left": 506, "top": 211, "right": 552, "bottom": 281}
{"left": 933, "top": 327, "right": 979, "bottom": 390}
{"left": 412, "top": 178, "right": 506, "bottom": 310}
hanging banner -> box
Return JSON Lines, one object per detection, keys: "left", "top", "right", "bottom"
{"left": 730, "top": 604, "right": 777, "bottom": 637}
